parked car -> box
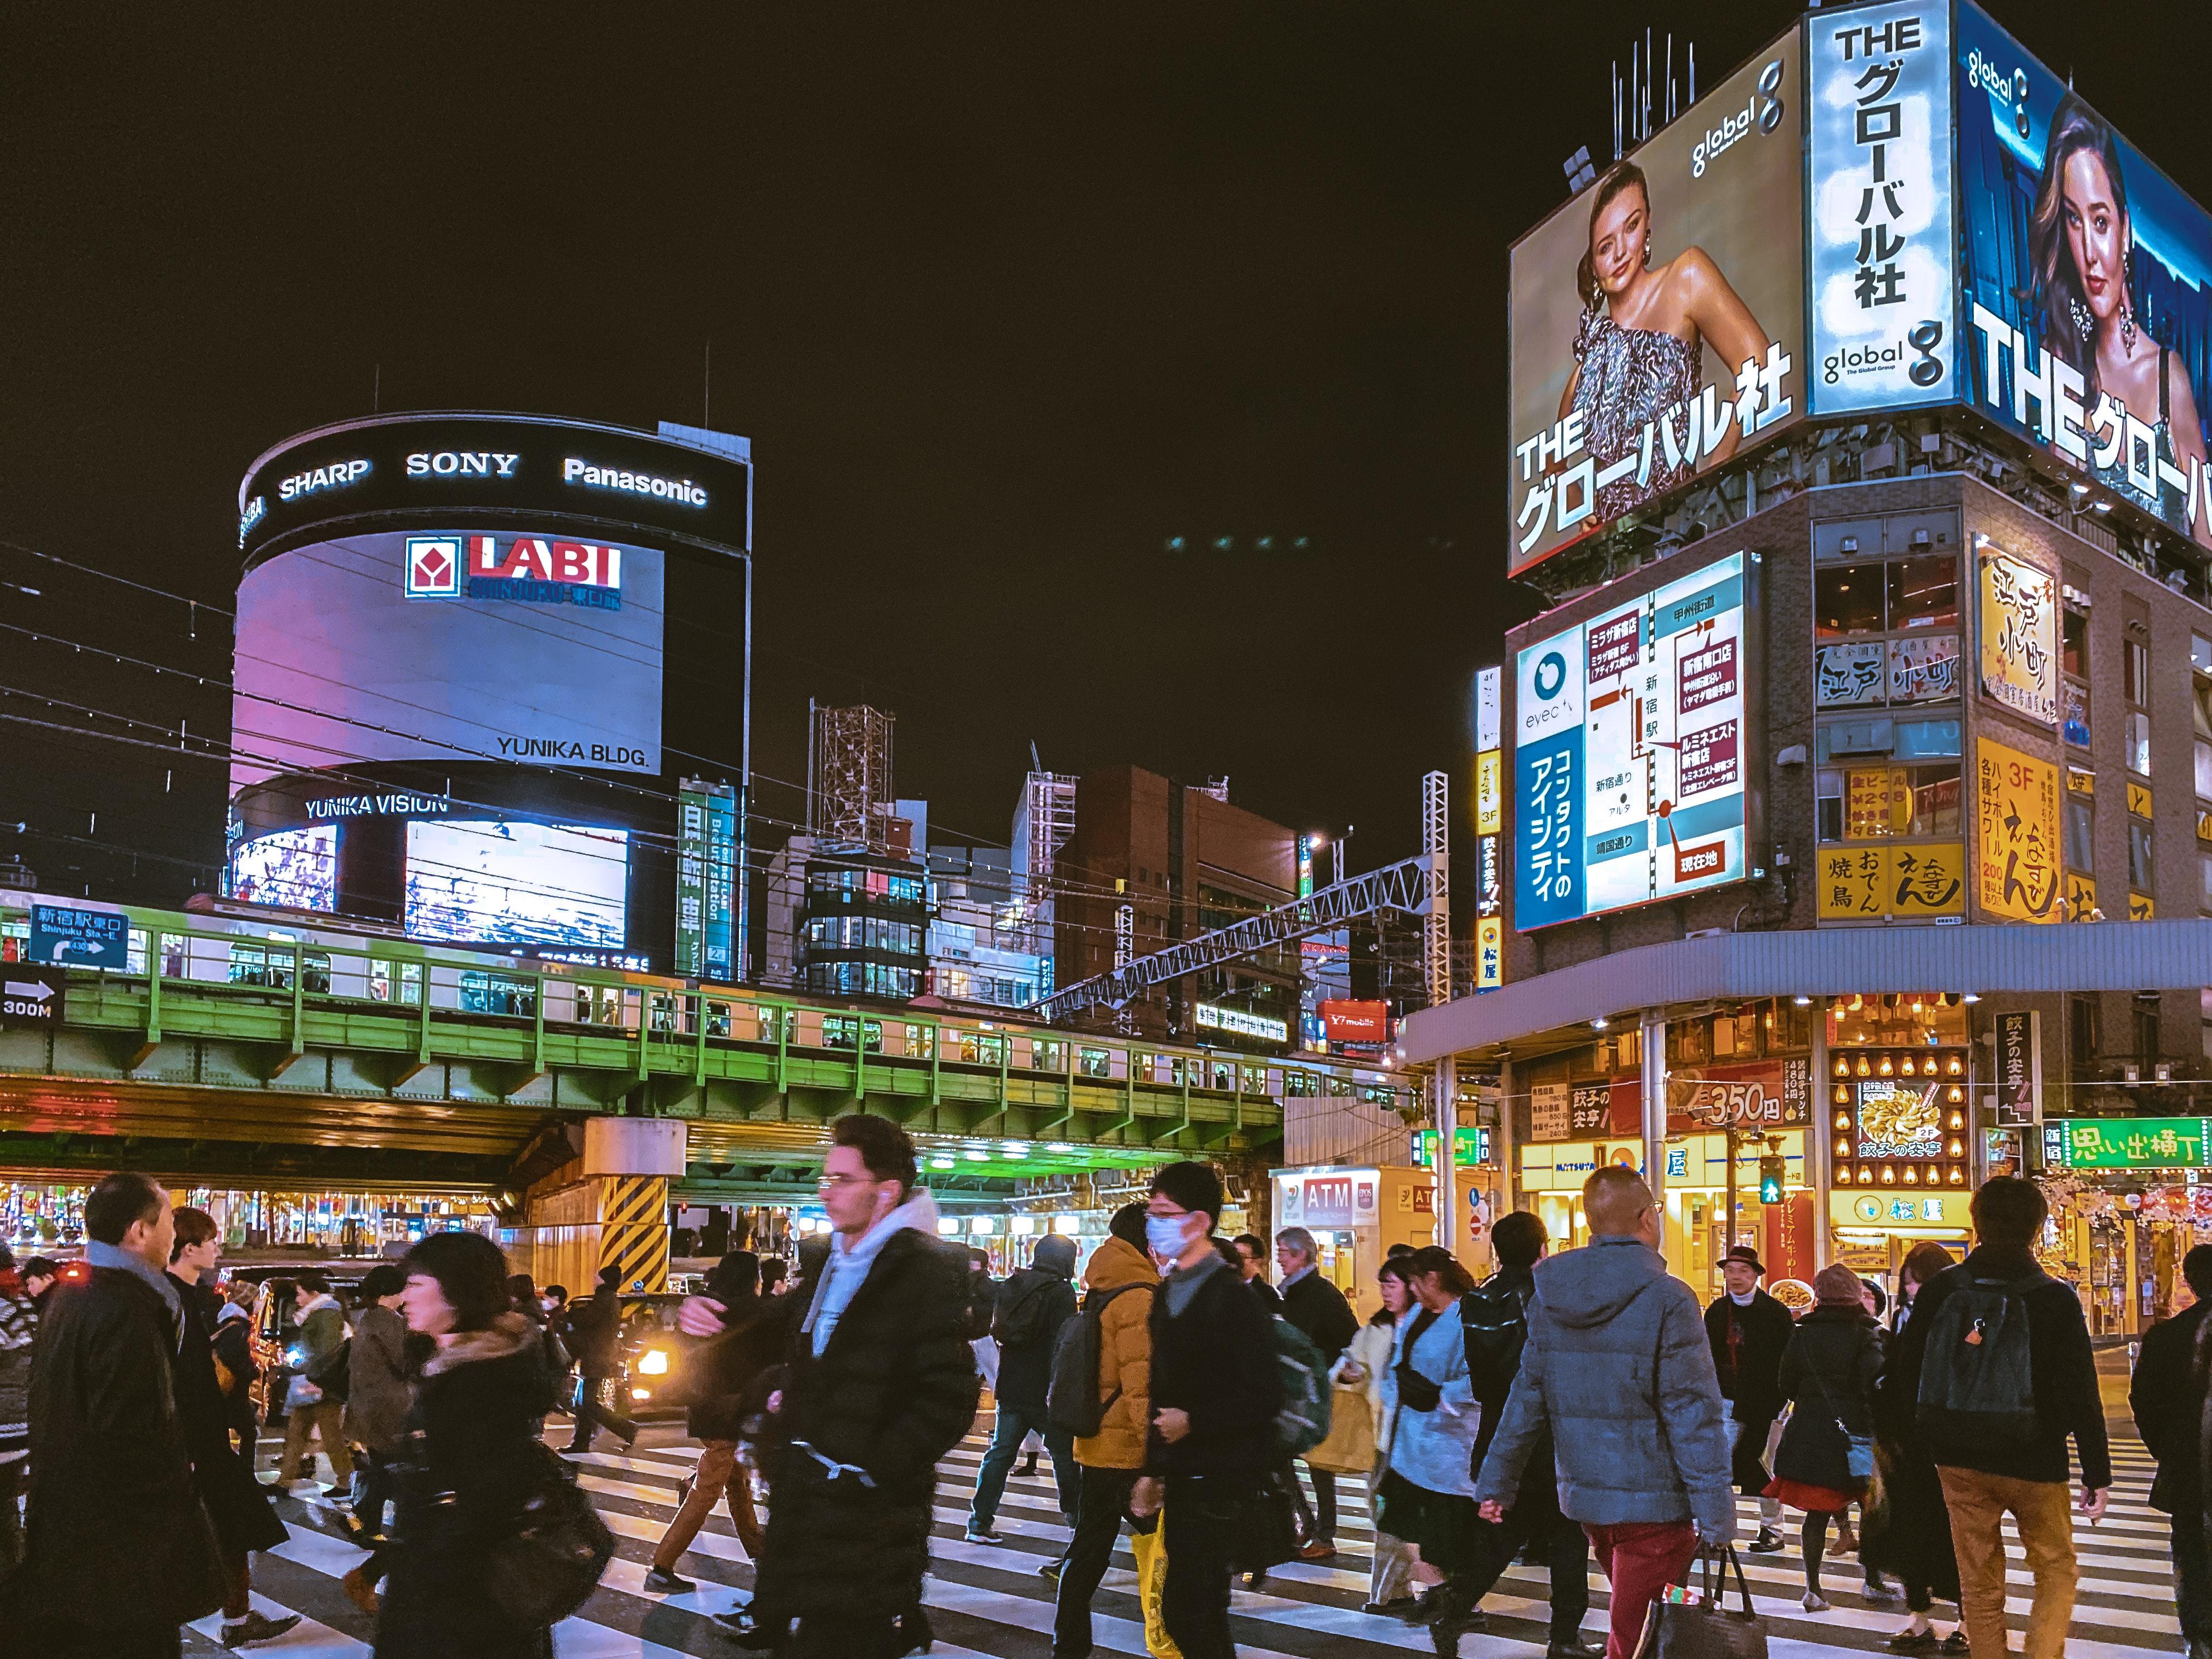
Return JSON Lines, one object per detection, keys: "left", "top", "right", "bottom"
{"left": 564, "top": 1291, "right": 696, "bottom": 1424}
{"left": 238, "top": 1265, "right": 377, "bottom": 1424}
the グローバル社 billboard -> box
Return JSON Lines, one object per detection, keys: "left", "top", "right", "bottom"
{"left": 230, "top": 529, "right": 665, "bottom": 794}
{"left": 1956, "top": 3, "right": 2212, "bottom": 550}
{"left": 1514, "top": 548, "right": 1758, "bottom": 927}
{"left": 1506, "top": 26, "right": 1803, "bottom": 575}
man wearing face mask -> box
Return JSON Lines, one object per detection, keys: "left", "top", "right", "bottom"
{"left": 1128, "top": 1161, "right": 1282, "bottom": 1659}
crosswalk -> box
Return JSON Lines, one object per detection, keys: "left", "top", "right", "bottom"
{"left": 180, "top": 1425, "right": 2187, "bottom": 1657}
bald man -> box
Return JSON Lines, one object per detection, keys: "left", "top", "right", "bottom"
{"left": 1474, "top": 1167, "right": 1732, "bottom": 1659}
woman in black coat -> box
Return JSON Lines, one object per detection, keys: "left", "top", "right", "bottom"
{"left": 375, "top": 1232, "right": 560, "bottom": 1659}
{"left": 1865, "top": 1242, "right": 1965, "bottom": 1651}
{"left": 1765, "top": 1263, "right": 1884, "bottom": 1613}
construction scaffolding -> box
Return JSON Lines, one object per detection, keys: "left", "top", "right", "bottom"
{"left": 808, "top": 702, "right": 895, "bottom": 851}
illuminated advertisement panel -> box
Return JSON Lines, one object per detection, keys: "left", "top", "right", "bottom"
{"left": 229, "top": 825, "right": 337, "bottom": 912}
{"left": 230, "top": 529, "right": 664, "bottom": 791}
{"left": 1807, "top": 0, "right": 1955, "bottom": 413}
{"left": 1513, "top": 549, "right": 1758, "bottom": 926}
{"left": 405, "top": 820, "right": 629, "bottom": 948}
{"left": 1956, "top": 3, "right": 2212, "bottom": 549}
{"left": 1506, "top": 26, "right": 1803, "bottom": 575}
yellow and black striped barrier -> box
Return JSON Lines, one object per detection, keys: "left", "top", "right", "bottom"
{"left": 599, "top": 1173, "right": 669, "bottom": 1293}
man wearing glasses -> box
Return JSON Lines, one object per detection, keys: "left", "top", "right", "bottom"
{"left": 742, "top": 1113, "right": 979, "bottom": 1656}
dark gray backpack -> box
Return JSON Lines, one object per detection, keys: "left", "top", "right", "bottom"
{"left": 1915, "top": 1266, "right": 2042, "bottom": 1448}
{"left": 1045, "top": 1282, "right": 1151, "bottom": 1437}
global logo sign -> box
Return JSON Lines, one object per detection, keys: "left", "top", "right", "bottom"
{"left": 404, "top": 536, "right": 461, "bottom": 597}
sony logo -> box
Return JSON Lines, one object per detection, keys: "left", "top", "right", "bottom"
{"left": 406, "top": 451, "right": 521, "bottom": 478}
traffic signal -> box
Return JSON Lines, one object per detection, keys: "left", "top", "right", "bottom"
{"left": 1758, "top": 1155, "right": 1786, "bottom": 1205}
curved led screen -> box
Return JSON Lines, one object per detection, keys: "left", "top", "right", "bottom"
{"left": 230, "top": 529, "right": 664, "bottom": 793}
{"left": 404, "top": 820, "right": 628, "bottom": 949}
{"left": 230, "top": 825, "right": 337, "bottom": 912}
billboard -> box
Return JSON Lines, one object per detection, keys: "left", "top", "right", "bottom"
{"left": 1807, "top": 0, "right": 1956, "bottom": 413}
{"left": 1956, "top": 3, "right": 2212, "bottom": 550}
{"left": 1977, "top": 547, "right": 2057, "bottom": 724}
{"left": 404, "top": 820, "right": 629, "bottom": 948}
{"left": 230, "top": 826, "right": 336, "bottom": 912}
{"left": 676, "top": 780, "right": 738, "bottom": 981}
{"left": 1974, "top": 735, "right": 2060, "bottom": 921}
{"left": 1506, "top": 27, "right": 1804, "bottom": 574}
{"left": 231, "top": 530, "right": 665, "bottom": 791}
{"left": 1513, "top": 549, "right": 1757, "bottom": 927}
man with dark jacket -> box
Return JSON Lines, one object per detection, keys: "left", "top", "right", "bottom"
{"left": 2134, "top": 1244, "right": 2212, "bottom": 1656}
{"left": 1888, "top": 1176, "right": 2109, "bottom": 1659}
{"left": 1233, "top": 1234, "right": 1284, "bottom": 1313}
{"left": 275, "top": 1272, "right": 347, "bottom": 1489}
{"left": 645, "top": 1250, "right": 775, "bottom": 1593}
{"left": 11, "top": 1171, "right": 225, "bottom": 1658}
{"left": 967, "top": 1232, "right": 1080, "bottom": 1541}
{"left": 1704, "top": 1244, "right": 1795, "bottom": 1552}
{"left": 1130, "top": 1160, "right": 1283, "bottom": 1659}
{"left": 751, "top": 1113, "right": 979, "bottom": 1657}
{"left": 169, "top": 1207, "right": 298, "bottom": 1649}
{"left": 1476, "top": 1167, "right": 1733, "bottom": 1659}
{"left": 563, "top": 1264, "right": 639, "bottom": 1454}
{"left": 1274, "top": 1225, "right": 1357, "bottom": 1561}
{"left": 1458, "top": 1211, "right": 1599, "bottom": 1659}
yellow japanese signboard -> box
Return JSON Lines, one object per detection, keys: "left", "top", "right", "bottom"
{"left": 1475, "top": 749, "right": 1502, "bottom": 837}
{"left": 1976, "top": 736, "right": 2060, "bottom": 922}
{"left": 1816, "top": 843, "right": 1966, "bottom": 920}
{"left": 1978, "top": 549, "right": 2057, "bottom": 725}
{"left": 2128, "top": 780, "right": 2153, "bottom": 819}
{"left": 1844, "top": 766, "right": 1911, "bottom": 839}
{"left": 2130, "top": 891, "right": 2156, "bottom": 921}
{"left": 2062, "top": 869, "right": 2098, "bottom": 922}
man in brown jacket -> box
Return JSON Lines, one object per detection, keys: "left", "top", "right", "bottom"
{"left": 1052, "top": 1202, "right": 1161, "bottom": 1659}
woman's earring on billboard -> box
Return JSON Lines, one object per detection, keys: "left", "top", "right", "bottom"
{"left": 2069, "top": 294, "right": 2095, "bottom": 345}
{"left": 2120, "top": 294, "right": 2136, "bottom": 356}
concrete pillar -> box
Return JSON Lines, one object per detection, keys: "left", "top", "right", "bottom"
{"left": 1640, "top": 1011, "right": 1668, "bottom": 1203}
{"left": 584, "top": 1118, "right": 685, "bottom": 1294}
{"left": 1810, "top": 1000, "right": 1834, "bottom": 1272}
{"left": 1435, "top": 1054, "right": 1459, "bottom": 1262}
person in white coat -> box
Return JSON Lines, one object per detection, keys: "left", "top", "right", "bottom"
{"left": 1333, "top": 1258, "right": 1417, "bottom": 1616}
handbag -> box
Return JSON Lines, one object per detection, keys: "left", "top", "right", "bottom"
{"left": 1810, "top": 1361, "right": 1875, "bottom": 1482}
{"left": 1305, "top": 1383, "right": 1379, "bottom": 1475}
{"left": 485, "top": 1442, "right": 617, "bottom": 1629}
{"left": 1636, "top": 1545, "right": 1767, "bottom": 1659}
{"left": 1228, "top": 1470, "right": 1301, "bottom": 1575}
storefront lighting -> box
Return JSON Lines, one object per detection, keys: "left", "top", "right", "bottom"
{"left": 964, "top": 1150, "right": 990, "bottom": 1162}
{"left": 1947, "top": 1111, "right": 1965, "bottom": 1131}
{"left": 1592, "top": 1017, "right": 1609, "bottom": 1030}
{"left": 1946, "top": 1085, "right": 1964, "bottom": 1104}
{"left": 1848, "top": 995, "right": 1864, "bottom": 1012}
{"left": 1857, "top": 1166, "right": 1875, "bottom": 1184}
{"left": 1045, "top": 1143, "right": 1074, "bottom": 1154}
{"left": 1009, "top": 1216, "right": 1036, "bottom": 1235}
{"left": 1833, "top": 1111, "right": 1851, "bottom": 1131}
{"left": 1877, "top": 1056, "right": 1894, "bottom": 1076}
{"left": 1948, "top": 1166, "right": 1966, "bottom": 1185}
{"left": 1833, "top": 1085, "right": 1849, "bottom": 1105}
{"left": 1947, "top": 1138, "right": 1966, "bottom": 1158}
{"left": 1880, "top": 1165, "right": 1898, "bottom": 1184}
{"left": 1899, "top": 1055, "right": 1915, "bottom": 1076}
{"left": 1855, "top": 1056, "right": 1871, "bottom": 1077}
{"left": 1946, "top": 1056, "right": 1963, "bottom": 1076}
{"left": 1793, "top": 995, "right": 1813, "bottom": 1007}
{"left": 1961, "top": 992, "right": 1981, "bottom": 1004}
{"left": 1903, "top": 1167, "right": 1920, "bottom": 1185}
{"left": 1835, "top": 1137, "right": 1852, "bottom": 1160}
{"left": 929, "top": 1156, "right": 956, "bottom": 1171}
{"left": 936, "top": 1217, "right": 962, "bottom": 1236}
{"left": 1052, "top": 1216, "right": 1082, "bottom": 1235}
{"left": 1835, "top": 1057, "right": 1851, "bottom": 1078}
{"left": 968, "top": 1217, "right": 998, "bottom": 1235}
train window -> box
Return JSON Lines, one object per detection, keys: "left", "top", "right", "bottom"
{"left": 1283, "top": 1071, "right": 1318, "bottom": 1098}
{"left": 903, "top": 1023, "right": 936, "bottom": 1059}
{"left": 704, "top": 1000, "right": 733, "bottom": 1039}
{"left": 1077, "top": 1047, "right": 1112, "bottom": 1079}
{"left": 1325, "top": 1075, "right": 1353, "bottom": 1098}
{"left": 369, "top": 960, "right": 422, "bottom": 1005}
{"left": 128, "top": 928, "right": 149, "bottom": 975}
{"left": 1, "top": 917, "right": 24, "bottom": 962}
{"left": 823, "top": 1015, "right": 884, "bottom": 1053}
{"left": 1240, "top": 1065, "right": 1266, "bottom": 1093}
{"left": 575, "top": 984, "right": 628, "bottom": 1027}
{"left": 648, "top": 992, "right": 684, "bottom": 1034}
{"left": 1031, "top": 1039, "right": 1065, "bottom": 1071}
{"left": 459, "top": 971, "right": 537, "bottom": 1019}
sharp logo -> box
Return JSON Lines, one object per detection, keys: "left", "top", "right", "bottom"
{"left": 405, "top": 537, "right": 462, "bottom": 597}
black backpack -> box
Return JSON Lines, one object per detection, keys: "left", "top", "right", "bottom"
{"left": 1458, "top": 1274, "right": 1531, "bottom": 1400}
{"left": 304, "top": 1335, "right": 352, "bottom": 1405}
{"left": 1046, "top": 1281, "right": 1153, "bottom": 1437}
{"left": 992, "top": 1273, "right": 1057, "bottom": 1350}
{"left": 1915, "top": 1266, "right": 2042, "bottom": 1449}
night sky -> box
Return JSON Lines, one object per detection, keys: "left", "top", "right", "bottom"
{"left": 4, "top": 2, "right": 2207, "bottom": 913}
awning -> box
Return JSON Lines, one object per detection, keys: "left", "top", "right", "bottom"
{"left": 1403, "top": 919, "right": 2212, "bottom": 1063}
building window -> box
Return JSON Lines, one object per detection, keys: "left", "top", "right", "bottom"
{"left": 2064, "top": 798, "right": 2095, "bottom": 873}
{"left": 2136, "top": 993, "right": 2162, "bottom": 1071}
{"left": 2070, "top": 994, "right": 2100, "bottom": 1062}
{"left": 2126, "top": 640, "right": 2151, "bottom": 705}
{"left": 1892, "top": 716, "right": 1961, "bottom": 759}
{"left": 1886, "top": 555, "right": 1960, "bottom": 629}
{"left": 2129, "top": 821, "right": 2155, "bottom": 891}
{"left": 2066, "top": 611, "right": 2092, "bottom": 678}
{"left": 2201, "top": 851, "right": 2212, "bottom": 913}
{"left": 2127, "top": 712, "right": 2152, "bottom": 777}
{"left": 1815, "top": 565, "right": 1888, "bottom": 635}
{"left": 1817, "top": 763, "right": 1959, "bottom": 842}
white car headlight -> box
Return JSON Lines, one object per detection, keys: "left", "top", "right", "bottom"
{"left": 637, "top": 1348, "right": 669, "bottom": 1376}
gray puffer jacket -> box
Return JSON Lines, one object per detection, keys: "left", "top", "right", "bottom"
{"left": 1474, "top": 1235, "right": 1734, "bottom": 1537}
{"left": 0, "top": 1284, "right": 33, "bottom": 1455}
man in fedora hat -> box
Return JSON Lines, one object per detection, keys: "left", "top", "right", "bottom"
{"left": 1705, "top": 1245, "right": 1793, "bottom": 1552}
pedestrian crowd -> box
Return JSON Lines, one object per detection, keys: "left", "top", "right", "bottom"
{"left": 0, "top": 1142, "right": 2181, "bottom": 1659}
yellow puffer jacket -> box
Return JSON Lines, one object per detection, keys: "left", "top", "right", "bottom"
{"left": 1072, "top": 1235, "right": 1158, "bottom": 1470}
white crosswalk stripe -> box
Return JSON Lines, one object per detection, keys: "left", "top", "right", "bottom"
{"left": 178, "top": 1425, "right": 2187, "bottom": 1657}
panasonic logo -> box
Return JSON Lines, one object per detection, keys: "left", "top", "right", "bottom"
{"left": 563, "top": 457, "right": 708, "bottom": 507}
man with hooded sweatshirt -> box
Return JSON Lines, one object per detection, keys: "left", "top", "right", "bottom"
{"left": 1475, "top": 1166, "right": 1733, "bottom": 1659}
{"left": 969, "top": 1231, "right": 1081, "bottom": 1541}
{"left": 750, "top": 1112, "right": 979, "bottom": 1657}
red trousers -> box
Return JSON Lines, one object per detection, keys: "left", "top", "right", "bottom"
{"left": 1584, "top": 1519, "right": 1699, "bottom": 1659}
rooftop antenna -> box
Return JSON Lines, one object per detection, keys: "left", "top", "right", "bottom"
{"left": 1612, "top": 60, "right": 1622, "bottom": 160}
{"left": 1644, "top": 29, "right": 1652, "bottom": 139}
{"left": 1630, "top": 40, "right": 1640, "bottom": 144}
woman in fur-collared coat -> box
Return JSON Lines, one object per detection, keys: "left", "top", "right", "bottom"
{"left": 374, "top": 1232, "right": 560, "bottom": 1659}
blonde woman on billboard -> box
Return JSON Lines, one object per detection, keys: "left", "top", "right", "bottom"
{"left": 2030, "top": 92, "right": 2209, "bottom": 542}
{"left": 1559, "top": 161, "right": 1775, "bottom": 522}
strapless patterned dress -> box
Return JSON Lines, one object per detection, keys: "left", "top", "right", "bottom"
{"left": 1573, "top": 311, "right": 1702, "bottom": 521}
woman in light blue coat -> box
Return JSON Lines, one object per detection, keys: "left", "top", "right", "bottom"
{"left": 1376, "top": 1246, "right": 1485, "bottom": 1639}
